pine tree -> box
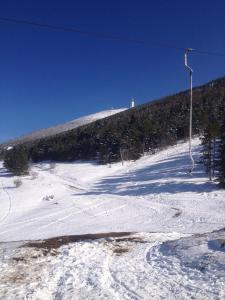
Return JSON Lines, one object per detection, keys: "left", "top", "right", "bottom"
{"left": 4, "top": 146, "right": 29, "bottom": 176}
{"left": 218, "top": 121, "right": 225, "bottom": 186}
{"left": 201, "top": 123, "right": 220, "bottom": 181}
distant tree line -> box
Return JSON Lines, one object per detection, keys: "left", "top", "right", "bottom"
{"left": 2, "top": 77, "right": 225, "bottom": 181}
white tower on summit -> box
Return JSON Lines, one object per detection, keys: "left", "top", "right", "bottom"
{"left": 131, "top": 98, "right": 135, "bottom": 108}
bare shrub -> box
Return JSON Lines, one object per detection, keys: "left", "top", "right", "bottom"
{"left": 42, "top": 195, "right": 54, "bottom": 201}
{"left": 30, "top": 171, "right": 38, "bottom": 180}
{"left": 49, "top": 163, "right": 56, "bottom": 170}
{"left": 14, "top": 178, "right": 22, "bottom": 188}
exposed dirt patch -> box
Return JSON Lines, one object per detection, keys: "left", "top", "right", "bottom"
{"left": 112, "top": 246, "right": 130, "bottom": 256}
{"left": 172, "top": 207, "right": 182, "bottom": 218}
{"left": 3, "top": 272, "right": 26, "bottom": 284}
{"left": 109, "top": 235, "right": 146, "bottom": 256}
{"left": 12, "top": 257, "right": 26, "bottom": 262}
{"left": 208, "top": 239, "right": 225, "bottom": 253}
{"left": 1, "top": 262, "right": 46, "bottom": 285}
{"left": 25, "top": 232, "right": 134, "bottom": 251}
{"left": 114, "top": 237, "right": 147, "bottom": 244}
{"left": 1, "top": 250, "right": 47, "bottom": 285}
{"left": 218, "top": 239, "right": 225, "bottom": 247}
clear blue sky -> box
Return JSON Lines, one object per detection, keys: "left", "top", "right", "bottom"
{"left": 0, "top": 0, "right": 225, "bottom": 142}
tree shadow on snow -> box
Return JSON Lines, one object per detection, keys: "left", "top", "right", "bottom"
{"left": 74, "top": 152, "right": 217, "bottom": 197}
{"left": 0, "top": 168, "right": 12, "bottom": 178}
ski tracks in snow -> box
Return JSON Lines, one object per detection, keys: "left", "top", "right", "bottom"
{"left": 1, "top": 232, "right": 225, "bottom": 299}
{"left": 103, "top": 253, "right": 142, "bottom": 300}
{"left": 0, "top": 180, "right": 12, "bottom": 224}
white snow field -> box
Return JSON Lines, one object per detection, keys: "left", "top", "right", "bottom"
{"left": 0, "top": 138, "right": 225, "bottom": 299}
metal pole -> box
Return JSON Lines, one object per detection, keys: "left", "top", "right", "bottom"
{"left": 184, "top": 48, "right": 195, "bottom": 173}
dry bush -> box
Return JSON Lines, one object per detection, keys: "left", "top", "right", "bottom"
{"left": 14, "top": 178, "right": 22, "bottom": 188}
{"left": 42, "top": 195, "right": 54, "bottom": 201}
{"left": 30, "top": 171, "right": 38, "bottom": 180}
{"left": 49, "top": 163, "right": 56, "bottom": 170}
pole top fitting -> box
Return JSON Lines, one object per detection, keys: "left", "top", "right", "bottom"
{"left": 186, "top": 48, "right": 195, "bottom": 52}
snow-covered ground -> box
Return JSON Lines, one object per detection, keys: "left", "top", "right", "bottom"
{"left": 0, "top": 138, "right": 225, "bottom": 299}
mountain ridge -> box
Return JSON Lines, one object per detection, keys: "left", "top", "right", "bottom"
{"left": 0, "top": 108, "right": 127, "bottom": 148}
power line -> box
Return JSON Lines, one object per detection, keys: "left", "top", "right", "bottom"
{"left": 0, "top": 16, "right": 184, "bottom": 50}
{"left": 0, "top": 16, "right": 225, "bottom": 57}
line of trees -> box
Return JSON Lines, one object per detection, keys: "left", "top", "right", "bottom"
{"left": 27, "top": 78, "right": 225, "bottom": 165}
{"left": 201, "top": 118, "right": 225, "bottom": 185}
{"left": 199, "top": 81, "right": 225, "bottom": 184}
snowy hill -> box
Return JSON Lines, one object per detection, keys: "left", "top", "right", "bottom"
{"left": 0, "top": 138, "right": 225, "bottom": 298}
{"left": 0, "top": 137, "right": 224, "bottom": 242}
{"left": 0, "top": 108, "right": 127, "bottom": 148}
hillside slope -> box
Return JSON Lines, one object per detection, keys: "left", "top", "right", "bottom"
{"left": 0, "top": 138, "right": 225, "bottom": 299}
{"left": 0, "top": 137, "right": 224, "bottom": 242}
{"left": 0, "top": 108, "right": 127, "bottom": 148}
{"left": 24, "top": 76, "right": 225, "bottom": 163}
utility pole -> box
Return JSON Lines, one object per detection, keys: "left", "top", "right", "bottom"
{"left": 184, "top": 48, "right": 195, "bottom": 173}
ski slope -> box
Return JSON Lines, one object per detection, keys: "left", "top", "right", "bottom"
{"left": 0, "top": 138, "right": 225, "bottom": 299}
{"left": 0, "top": 138, "right": 224, "bottom": 241}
